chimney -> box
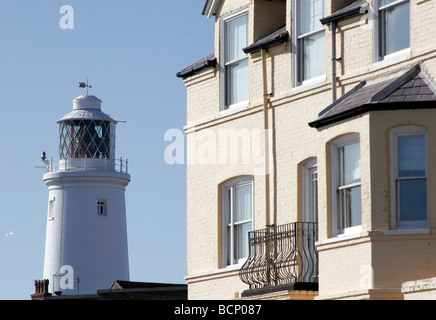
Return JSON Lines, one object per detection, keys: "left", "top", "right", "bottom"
{"left": 30, "top": 279, "right": 52, "bottom": 300}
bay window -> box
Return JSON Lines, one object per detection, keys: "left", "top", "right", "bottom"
{"left": 390, "top": 126, "right": 428, "bottom": 229}
{"left": 331, "top": 134, "right": 362, "bottom": 236}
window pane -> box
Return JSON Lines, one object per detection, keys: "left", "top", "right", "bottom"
{"left": 398, "top": 135, "right": 425, "bottom": 177}
{"left": 59, "top": 120, "right": 112, "bottom": 159}
{"left": 303, "top": 32, "right": 326, "bottom": 80}
{"left": 227, "top": 226, "right": 231, "bottom": 264}
{"left": 226, "top": 14, "right": 248, "bottom": 63}
{"left": 399, "top": 179, "right": 427, "bottom": 221}
{"left": 234, "top": 183, "right": 252, "bottom": 222}
{"left": 343, "top": 142, "right": 361, "bottom": 185}
{"left": 384, "top": 2, "right": 410, "bottom": 55}
{"left": 310, "top": 170, "right": 318, "bottom": 223}
{"left": 236, "top": 222, "right": 252, "bottom": 259}
{"left": 340, "top": 186, "right": 362, "bottom": 228}
{"left": 223, "top": 177, "right": 253, "bottom": 265}
{"left": 348, "top": 186, "right": 362, "bottom": 227}
{"left": 301, "top": 0, "right": 323, "bottom": 34}
{"left": 227, "top": 59, "right": 249, "bottom": 105}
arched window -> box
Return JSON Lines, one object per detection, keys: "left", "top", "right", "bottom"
{"left": 222, "top": 176, "right": 254, "bottom": 267}
{"left": 330, "top": 134, "right": 361, "bottom": 236}
{"left": 301, "top": 158, "right": 318, "bottom": 224}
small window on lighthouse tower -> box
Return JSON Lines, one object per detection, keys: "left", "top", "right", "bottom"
{"left": 97, "top": 200, "right": 107, "bottom": 216}
{"left": 48, "top": 199, "right": 55, "bottom": 221}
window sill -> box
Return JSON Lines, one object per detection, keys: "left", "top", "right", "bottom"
{"left": 217, "top": 101, "right": 250, "bottom": 119}
{"left": 383, "top": 228, "right": 430, "bottom": 236}
{"left": 301, "top": 75, "right": 327, "bottom": 86}
{"left": 370, "top": 48, "right": 411, "bottom": 71}
{"left": 288, "top": 75, "right": 327, "bottom": 97}
{"left": 214, "top": 261, "right": 246, "bottom": 275}
{"left": 317, "top": 228, "right": 432, "bottom": 249}
{"left": 318, "top": 228, "right": 363, "bottom": 246}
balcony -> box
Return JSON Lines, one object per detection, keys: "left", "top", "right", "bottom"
{"left": 239, "top": 222, "right": 318, "bottom": 291}
{"left": 43, "top": 157, "right": 129, "bottom": 174}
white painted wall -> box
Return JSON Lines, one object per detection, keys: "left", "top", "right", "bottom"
{"left": 43, "top": 166, "right": 130, "bottom": 294}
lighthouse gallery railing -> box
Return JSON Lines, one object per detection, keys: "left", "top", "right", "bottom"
{"left": 44, "top": 157, "right": 129, "bottom": 174}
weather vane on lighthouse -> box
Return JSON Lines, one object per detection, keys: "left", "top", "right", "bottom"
{"left": 78, "top": 78, "right": 92, "bottom": 94}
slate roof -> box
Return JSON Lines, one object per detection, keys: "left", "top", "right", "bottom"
{"left": 176, "top": 25, "right": 288, "bottom": 79}
{"left": 176, "top": 53, "right": 216, "bottom": 79}
{"left": 309, "top": 64, "right": 436, "bottom": 128}
{"left": 110, "top": 280, "right": 187, "bottom": 290}
{"left": 243, "top": 25, "right": 288, "bottom": 54}
{"left": 202, "top": 0, "right": 223, "bottom": 18}
{"left": 320, "top": 0, "right": 367, "bottom": 25}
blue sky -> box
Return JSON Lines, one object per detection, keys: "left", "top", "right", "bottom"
{"left": 0, "top": 1, "right": 214, "bottom": 299}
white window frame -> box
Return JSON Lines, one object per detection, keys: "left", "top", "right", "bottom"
{"left": 222, "top": 176, "right": 254, "bottom": 267}
{"left": 389, "top": 126, "right": 428, "bottom": 230}
{"left": 330, "top": 134, "right": 362, "bottom": 237}
{"left": 374, "top": 0, "right": 410, "bottom": 63}
{"left": 292, "top": 0, "right": 326, "bottom": 86}
{"left": 220, "top": 8, "right": 250, "bottom": 112}
{"left": 301, "top": 158, "right": 318, "bottom": 224}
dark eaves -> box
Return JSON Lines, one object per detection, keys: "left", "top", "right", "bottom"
{"left": 243, "top": 25, "right": 288, "bottom": 54}
{"left": 176, "top": 53, "right": 217, "bottom": 79}
{"left": 320, "top": 0, "right": 368, "bottom": 25}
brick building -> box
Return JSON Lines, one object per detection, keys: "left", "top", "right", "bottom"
{"left": 177, "top": 0, "right": 436, "bottom": 300}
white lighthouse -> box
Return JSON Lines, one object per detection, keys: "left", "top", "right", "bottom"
{"left": 42, "top": 92, "right": 130, "bottom": 295}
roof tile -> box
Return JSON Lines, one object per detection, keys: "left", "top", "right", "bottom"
{"left": 309, "top": 65, "right": 436, "bottom": 128}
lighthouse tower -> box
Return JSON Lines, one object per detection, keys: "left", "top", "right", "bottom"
{"left": 42, "top": 92, "right": 130, "bottom": 295}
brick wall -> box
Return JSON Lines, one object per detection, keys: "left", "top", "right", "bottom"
{"left": 182, "top": 0, "right": 436, "bottom": 300}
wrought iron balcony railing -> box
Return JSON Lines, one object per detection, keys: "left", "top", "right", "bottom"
{"left": 239, "top": 222, "right": 318, "bottom": 290}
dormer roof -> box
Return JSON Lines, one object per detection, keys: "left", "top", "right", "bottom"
{"left": 320, "top": 0, "right": 367, "bottom": 25}
{"left": 202, "top": 0, "right": 223, "bottom": 18}
{"left": 176, "top": 53, "right": 216, "bottom": 79}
